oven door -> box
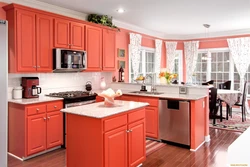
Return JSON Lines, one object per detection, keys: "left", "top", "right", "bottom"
{"left": 63, "top": 99, "right": 95, "bottom": 148}
{"left": 53, "top": 48, "right": 87, "bottom": 72}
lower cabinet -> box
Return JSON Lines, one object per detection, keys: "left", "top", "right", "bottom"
{"left": 8, "top": 100, "right": 63, "bottom": 159}
{"left": 66, "top": 107, "right": 146, "bottom": 167}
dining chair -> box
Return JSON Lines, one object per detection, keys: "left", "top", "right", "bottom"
{"left": 202, "top": 80, "right": 214, "bottom": 85}
{"left": 209, "top": 87, "right": 220, "bottom": 125}
{"left": 218, "top": 80, "right": 231, "bottom": 119}
{"left": 230, "top": 81, "right": 248, "bottom": 122}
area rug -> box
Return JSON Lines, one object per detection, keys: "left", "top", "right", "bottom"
{"left": 145, "top": 140, "right": 166, "bottom": 156}
{"left": 209, "top": 110, "right": 250, "bottom": 132}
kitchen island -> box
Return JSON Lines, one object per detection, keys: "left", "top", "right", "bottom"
{"left": 61, "top": 100, "right": 149, "bottom": 167}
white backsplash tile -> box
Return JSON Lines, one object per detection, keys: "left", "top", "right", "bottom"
{"left": 8, "top": 72, "right": 112, "bottom": 99}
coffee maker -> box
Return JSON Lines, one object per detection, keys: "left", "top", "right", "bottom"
{"left": 22, "top": 77, "right": 42, "bottom": 98}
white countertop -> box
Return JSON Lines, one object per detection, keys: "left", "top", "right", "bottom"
{"left": 227, "top": 127, "right": 250, "bottom": 166}
{"left": 95, "top": 89, "right": 207, "bottom": 100}
{"left": 61, "top": 100, "right": 149, "bottom": 118}
{"left": 8, "top": 96, "right": 63, "bottom": 105}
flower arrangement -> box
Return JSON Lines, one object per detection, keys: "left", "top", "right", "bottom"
{"left": 159, "top": 71, "right": 178, "bottom": 84}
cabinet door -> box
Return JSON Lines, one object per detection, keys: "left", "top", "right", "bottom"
{"left": 27, "top": 113, "right": 46, "bottom": 155}
{"left": 36, "top": 14, "right": 53, "bottom": 72}
{"left": 46, "top": 111, "right": 63, "bottom": 149}
{"left": 54, "top": 18, "right": 70, "bottom": 48}
{"left": 85, "top": 25, "right": 102, "bottom": 71}
{"left": 16, "top": 9, "right": 36, "bottom": 72}
{"left": 70, "top": 22, "right": 85, "bottom": 50}
{"left": 128, "top": 119, "right": 146, "bottom": 167}
{"left": 104, "top": 125, "right": 127, "bottom": 167}
{"left": 145, "top": 107, "right": 158, "bottom": 139}
{"left": 103, "top": 29, "right": 116, "bottom": 71}
{"left": 120, "top": 95, "right": 139, "bottom": 102}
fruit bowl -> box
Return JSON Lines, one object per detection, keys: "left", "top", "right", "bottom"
{"left": 134, "top": 80, "right": 144, "bottom": 84}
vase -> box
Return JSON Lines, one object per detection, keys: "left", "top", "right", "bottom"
{"left": 166, "top": 79, "right": 171, "bottom": 84}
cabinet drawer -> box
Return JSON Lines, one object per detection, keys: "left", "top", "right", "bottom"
{"left": 138, "top": 97, "right": 158, "bottom": 107}
{"left": 128, "top": 108, "right": 145, "bottom": 124}
{"left": 27, "top": 105, "right": 46, "bottom": 116}
{"left": 47, "top": 101, "right": 63, "bottom": 112}
{"left": 104, "top": 114, "right": 127, "bottom": 132}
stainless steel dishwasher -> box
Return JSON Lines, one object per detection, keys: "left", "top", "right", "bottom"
{"left": 159, "top": 99, "right": 190, "bottom": 146}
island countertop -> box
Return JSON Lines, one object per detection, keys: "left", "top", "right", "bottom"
{"left": 61, "top": 100, "right": 149, "bottom": 118}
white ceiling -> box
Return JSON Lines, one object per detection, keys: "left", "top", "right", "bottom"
{"left": 35, "top": 0, "right": 250, "bottom": 38}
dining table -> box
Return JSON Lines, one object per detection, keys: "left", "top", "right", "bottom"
{"left": 217, "top": 89, "right": 241, "bottom": 107}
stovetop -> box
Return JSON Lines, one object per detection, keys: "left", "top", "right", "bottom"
{"left": 46, "top": 91, "right": 97, "bottom": 99}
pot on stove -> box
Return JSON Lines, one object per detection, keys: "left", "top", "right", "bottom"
{"left": 85, "top": 81, "right": 92, "bottom": 91}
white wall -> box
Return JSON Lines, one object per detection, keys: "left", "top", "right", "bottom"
{"left": 8, "top": 72, "right": 112, "bottom": 99}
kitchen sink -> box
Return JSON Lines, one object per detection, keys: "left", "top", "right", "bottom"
{"left": 129, "top": 91, "right": 164, "bottom": 95}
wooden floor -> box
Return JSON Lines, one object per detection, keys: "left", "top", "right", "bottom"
{"left": 8, "top": 128, "right": 241, "bottom": 167}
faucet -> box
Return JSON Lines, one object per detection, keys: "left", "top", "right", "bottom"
{"left": 146, "top": 73, "right": 157, "bottom": 92}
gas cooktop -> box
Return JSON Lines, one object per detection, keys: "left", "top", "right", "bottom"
{"left": 46, "top": 91, "right": 97, "bottom": 99}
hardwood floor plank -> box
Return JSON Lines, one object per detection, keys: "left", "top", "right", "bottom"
{"left": 7, "top": 128, "right": 242, "bottom": 167}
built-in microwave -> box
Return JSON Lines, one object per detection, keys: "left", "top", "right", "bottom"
{"left": 53, "top": 48, "right": 87, "bottom": 73}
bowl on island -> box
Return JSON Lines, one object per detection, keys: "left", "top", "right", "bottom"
{"left": 98, "top": 88, "right": 122, "bottom": 107}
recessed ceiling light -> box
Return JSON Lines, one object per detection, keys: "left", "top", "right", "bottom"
{"left": 117, "top": 8, "right": 125, "bottom": 13}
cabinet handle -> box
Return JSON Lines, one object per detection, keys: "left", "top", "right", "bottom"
{"left": 129, "top": 129, "right": 133, "bottom": 132}
{"left": 126, "top": 130, "right": 130, "bottom": 133}
{"left": 47, "top": 116, "right": 50, "bottom": 120}
{"left": 54, "top": 106, "right": 57, "bottom": 108}
{"left": 36, "top": 108, "right": 39, "bottom": 111}
{"left": 43, "top": 117, "right": 46, "bottom": 121}
{"left": 37, "top": 66, "right": 40, "bottom": 68}
{"left": 33, "top": 66, "right": 36, "bottom": 68}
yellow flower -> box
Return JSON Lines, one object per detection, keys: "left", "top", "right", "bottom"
{"left": 159, "top": 71, "right": 178, "bottom": 82}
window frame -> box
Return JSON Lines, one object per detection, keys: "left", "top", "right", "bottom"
{"left": 173, "top": 50, "right": 183, "bottom": 82}
{"left": 129, "top": 46, "right": 156, "bottom": 83}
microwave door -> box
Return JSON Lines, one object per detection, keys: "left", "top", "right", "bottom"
{"left": 82, "top": 52, "right": 87, "bottom": 70}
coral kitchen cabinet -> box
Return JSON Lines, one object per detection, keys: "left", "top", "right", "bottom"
{"left": 4, "top": 4, "right": 53, "bottom": 73}
{"left": 86, "top": 25, "right": 116, "bottom": 71}
{"left": 54, "top": 18, "right": 85, "bottom": 50}
{"left": 66, "top": 108, "right": 146, "bottom": 167}
{"left": 8, "top": 100, "right": 63, "bottom": 160}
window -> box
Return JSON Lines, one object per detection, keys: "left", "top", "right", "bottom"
{"left": 129, "top": 47, "right": 156, "bottom": 83}
{"left": 173, "top": 50, "right": 183, "bottom": 82}
{"left": 193, "top": 48, "right": 250, "bottom": 95}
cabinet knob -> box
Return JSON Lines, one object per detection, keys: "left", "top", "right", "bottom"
{"left": 36, "top": 108, "right": 39, "bottom": 111}
{"left": 37, "top": 66, "right": 40, "bottom": 68}
{"left": 54, "top": 106, "right": 57, "bottom": 108}
{"left": 43, "top": 117, "right": 46, "bottom": 121}
{"left": 126, "top": 130, "right": 130, "bottom": 133}
{"left": 33, "top": 66, "right": 36, "bottom": 68}
{"left": 47, "top": 116, "right": 50, "bottom": 120}
{"left": 129, "top": 129, "right": 133, "bottom": 132}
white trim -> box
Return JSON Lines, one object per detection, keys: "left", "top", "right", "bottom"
{"left": 205, "top": 135, "right": 211, "bottom": 142}
{"left": 174, "top": 50, "right": 183, "bottom": 82}
{"left": 190, "top": 140, "right": 205, "bottom": 152}
{"left": 198, "top": 48, "right": 229, "bottom": 52}
{"left": 8, "top": 146, "right": 61, "bottom": 161}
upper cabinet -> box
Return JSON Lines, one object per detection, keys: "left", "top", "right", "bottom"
{"left": 86, "top": 25, "right": 116, "bottom": 71}
{"left": 4, "top": 6, "right": 53, "bottom": 73}
{"left": 54, "top": 18, "right": 85, "bottom": 50}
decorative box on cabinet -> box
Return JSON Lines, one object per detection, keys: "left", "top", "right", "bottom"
{"left": 66, "top": 107, "right": 146, "bottom": 167}
{"left": 8, "top": 100, "right": 63, "bottom": 160}
{"left": 4, "top": 5, "right": 53, "bottom": 73}
{"left": 54, "top": 18, "right": 85, "bottom": 50}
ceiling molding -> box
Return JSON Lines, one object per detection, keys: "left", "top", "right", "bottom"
{"left": 2, "top": 0, "right": 250, "bottom": 41}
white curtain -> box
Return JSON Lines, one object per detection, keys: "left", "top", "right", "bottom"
{"left": 155, "top": 39, "right": 162, "bottom": 83}
{"left": 184, "top": 41, "right": 199, "bottom": 83}
{"left": 227, "top": 37, "right": 250, "bottom": 113}
{"left": 165, "top": 41, "right": 177, "bottom": 73}
{"left": 129, "top": 33, "right": 142, "bottom": 80}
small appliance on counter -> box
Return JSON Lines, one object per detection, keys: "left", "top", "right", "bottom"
{"left": 21, "top": 77, "right": 42, "bottom": 98}
{"left": 12, "top": 86, "right": 23, "bottom": 99}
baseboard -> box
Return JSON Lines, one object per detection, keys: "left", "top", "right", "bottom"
{"left": 205, "top": 135, "right": 210, "bottom": 142}
{"left": 190, "top": 140, "right": 205, "bottom": 152}
{"left": 8, "top": 146, "right": 62, "bottom": 161}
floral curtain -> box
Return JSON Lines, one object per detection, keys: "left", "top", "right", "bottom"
{"left": 155, "top": 39, "right": 162, "bottom": 83}
{"left": 129, "top": 33, "right": 142, "bottom": 80}
{"left": 184, "top": 41, "right": 199, "bottom": 83}
{"left": 165, "top": 41, "right": 177, "bottom": 73}
{"left": 227, "top": 37, "right": 250, "bottom": 113}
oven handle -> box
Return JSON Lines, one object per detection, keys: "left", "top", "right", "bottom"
{"left": 65, "top": 100, "right": 96, "bottom": 108}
